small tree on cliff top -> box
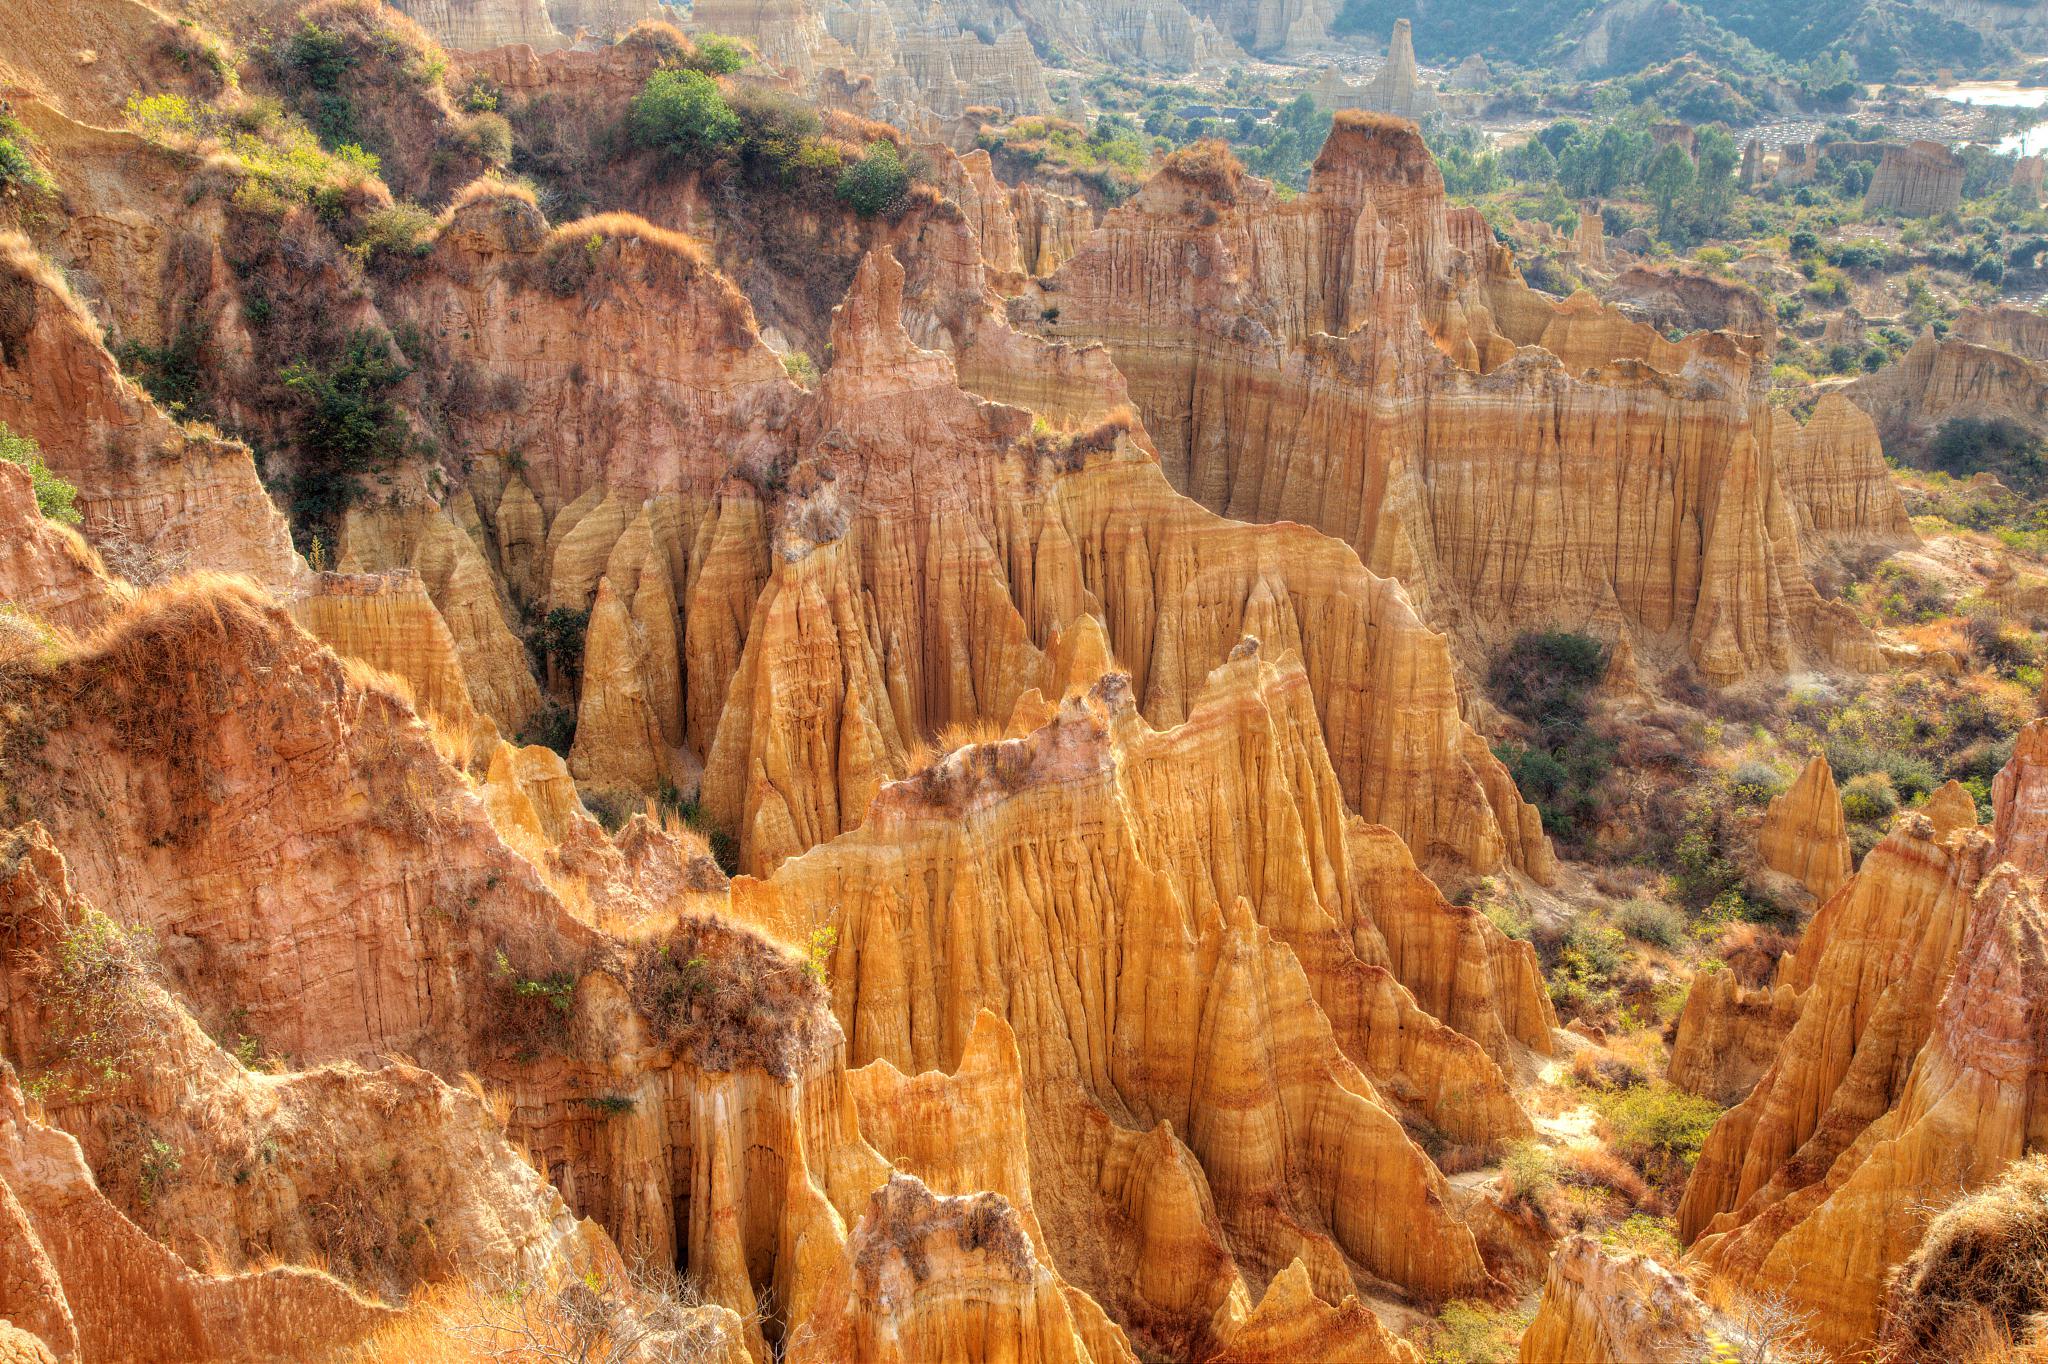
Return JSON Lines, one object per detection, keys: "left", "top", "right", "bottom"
{"left": 629, "top": 68, "right": 740, "bottom": 163}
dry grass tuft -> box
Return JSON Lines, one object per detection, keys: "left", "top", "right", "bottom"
{"left": 547, "top": 213, "right": 709, "bottom": 269}
{"left": 447, "top": 174, "right": 539, "bottom": 213}
{"left": 1158, "top": 139, "right": 1242, "bottom": 202}
{"left": 908, "top": 730, "right": 1038, "bottom": 814}
{"left": 1880, "top": 1155, "right": 2048, "bottom": 1362}
{"left": 1329, "top": 108, "right": 1419, "bottom": 135}
{"left": 900, "top": 716, "right": 1010, "bottom": 775}
{"left": 1714, "top": 921, "right": 1797, "bottom": 987}
{"left": 1554, "top": 1146, "right": 1651, "bottom": 1207}
{"left": 457, "top": 1072, "right": 513, "bottom": 1132}
{"left": 628, "top": 913, "right": 833, "bottom": 1081}
{"left": 617, "top": 18, "right": 691, "bottom": 59}
{"left": 352, "top": 1262, "right": 743, "bottom": 1364}
{"left": 822, "top": 108, "right": 902, "bottom": 150}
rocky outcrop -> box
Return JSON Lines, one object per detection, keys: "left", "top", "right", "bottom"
{"left": 387, "top": 0, "right": 566, "bottom": 50}
{"left": 1847, "top": 325, "right": 2048, "bottom": 456}
{"left": 1356, "top": 20, "right": 1437, "bottom": 119}
{"left": 1518, "top": 1236, "right": 1711, "bottom": 1364}
{"left": 1953, "top": 303, "right": 2048, "bottom": 364}
{"left": 338, "top": 499, "right": 542, "bottom": 738}
{"left": 1772, "top": 394, "right": 1916, "bottom": 554}
{"left": 1758, "top": 755, "right": 1854, "bottom": 902}
{"left": 1186, "top": 0, "right": 1337, "bottom": 56}
{"left": 0, "top": 237, "right": 299, "bottom": 593}
{"left": 0, "top": 461, "right": 127, "bottom": 635}
{"left": 0, "top": 822, "right": 619, "bottom": 1361}
{"left": 924, "top": 147, "right": 1094, "bottom": 293}
{"left": 0, "top": 1051, "right": 394, "bottom": 1364}
{"left": 547, "top": 0, "right": 667, "bottom": 39}
{"left": 1865, "top": 141, "right": 1966, "bottom": 217}
{"left": 1037, "top": 120, "right": 1895, "bottom": 686}
{"left": 290, "top": 569, "right": 494, "bottom": 753}
{"left": 686, "top": 242, "right": 1548, "bottom": 885}
{"left": 0, "top": 573, "right": 1070, "bottom": 1359}
{"left": 1677, "top": 724, "right": 2048, "bottom": 1356}
{"left": 977, "top": 0, "right": 1240, "bottom": 71}
{"left": 736, "top": 641, "right": 1550, "bottom": 1355}
{"left": 691, "top": 0, "right": 837, "bottom": 75}
{"left": 785, "top": 1174, "right": 1119, "bottom": 1364}
{"left": 1573, "top": 210, "right": 1606, "bottom": 267}
{"left": 1605, "top": 264, "right": 1774, "bottom": 337}
{"left": 1207, "top": 1259, "right": 1422, "bottom": 1363}
{"left": 1667, "top": 967, "right": 1801, "bottom": 1106}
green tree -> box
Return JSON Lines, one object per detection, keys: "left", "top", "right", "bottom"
{"left": 836, "top": 140, "right": 911, "bottom": 217}
{"left": 1591, "top": 123, "right": 1652, "bottom": 195}
{"left": 1645, "top": 142, "right": 1696, "bottom": 238}
{"left": 280, "top": 330, "right": 412, "bottom": 540}
{"left": 283, "top": 20, "right": 355, "bottom": 91}
{"left": 1537, "top": 119, "right": 1583, "bottom": 159}
{"left": 629, "top": 69, "right": 740, "bottom": 162}
{"left": 1692, "top": 127, "right": 1740, "bottom": 227}
{"left": 687, "top": 34, "right": 750, "bottom": 75}
{"left": 1505, "top": 135, "right": 1558, "bottom": 185}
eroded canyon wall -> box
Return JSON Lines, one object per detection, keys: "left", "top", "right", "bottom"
{"left": 1035, "top": 119, "right": 1907, "bottom": 685}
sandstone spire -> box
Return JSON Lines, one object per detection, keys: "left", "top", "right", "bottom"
{"left": 1036, "top": 119, "right": 1897, "bottom": 687}
{"left": 1518, "top": 1236, "right": 1711, "bottom": 1363}
{"left": 1757, "top": 754, "right": 1854, "bottom": 901}
{"left": 1674, "top": 722, "right": 2048, "bottom": 1354}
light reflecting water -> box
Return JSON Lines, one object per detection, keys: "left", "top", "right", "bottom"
{"left": 1932, "top": 83, "right": 2048, "bottom": 155}
{"left": 1933, "top": 83, "right": 2048, "bottom": 109}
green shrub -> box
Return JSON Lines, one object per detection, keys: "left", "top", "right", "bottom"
{"left": 781, "top": 351, "right": 818, "bottom": 386}
{"left": 1672, "top": 826, "right": 1741, "bottom": 909}
{"left": 539, "top": 606, "right": 589, "bottom": 677}
{"left": 280, "top": 329, "right": 412, "bottom": 541}
{"left": 0, "top": 424, "right": 81, "bottom": 525}
{"left": 517, "top": 701, "right": 576, "bottom": 757}
{"left": 1927, "top": 417, "right": 2048, "bottom": 499}
{"left": 1599, "top": 1212, "right": 1683, "bottom": 1262}
{"left": 1615, "top": 898, "right": 1684, "bottom": 948}
{"left": 1728, "top": 760, "right": 1786, "bottom": 804}
{"left": 486, "top": 948, "right": 576, "bottom": 1057}
{"left": 686, "top": 34, "right": 750, "bottom": 75}
{"left": 0, "top": 134, "right": 51, "bottom": 195}
{"left": 837, "top": 140, "right": 912, "bottom": 218}
{"left": 629, "top": 68, "right": 740, "bottom": 162}
{"left": 456, "top": 77, "right": 499, "bottom": 113}
{"left": 1592, "top": 1083, "right": 1722, "bottom": 1183}
{"left": 1501, "top": 1142, "right": 1556, "bottom": 1207}
{"left": 730, "top": 86, "right": 827, "bottom": 187}
{"left": 353, "top": 201, "right": 438, "bottom": 260}
{"left": 116, "top": 323, "right": 211, "bottom": 419}
{"left": 1488, "top": 632, "right": 1611, "bottom": 725}
{"left": 126, "top": 91, "right": 199, "bottom": 138}
{"left": 1422, "top": 1299, "right": 1535, "bottom": 1364}
{"left": 1486, "top": 631, "right": 1616, "bottom": 844}
{"left": 1549, "top": 920, "right": 1631, "bottom": 1019}
{"left": 456, "top": 111, "right": 513, "bottom": 167}
{"left": 1965, "top": 611, "right": 2039, "bottom": 677}
{"left": 1841, "top": 770, "right": 1899, "bottom": 824}
{"left": 282, "top": 20, "right": 355, "bottom": 91}
{"left": 1482, "top": 898, "right": 1532, "bottom": 942}
{"left": 138, "top": 1136, "right": 182, "bottom": 1205}
{"left": 25, "top": 911, "right": 156, "bottom": 1100}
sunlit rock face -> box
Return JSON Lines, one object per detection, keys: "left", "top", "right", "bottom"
{"left": 1037, "top": 117, "right": 1910, "bottom": 687}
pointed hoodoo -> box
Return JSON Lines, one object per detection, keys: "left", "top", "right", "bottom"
{"left": 1757, "top": 755, "right": 1854, "bottom": 902}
